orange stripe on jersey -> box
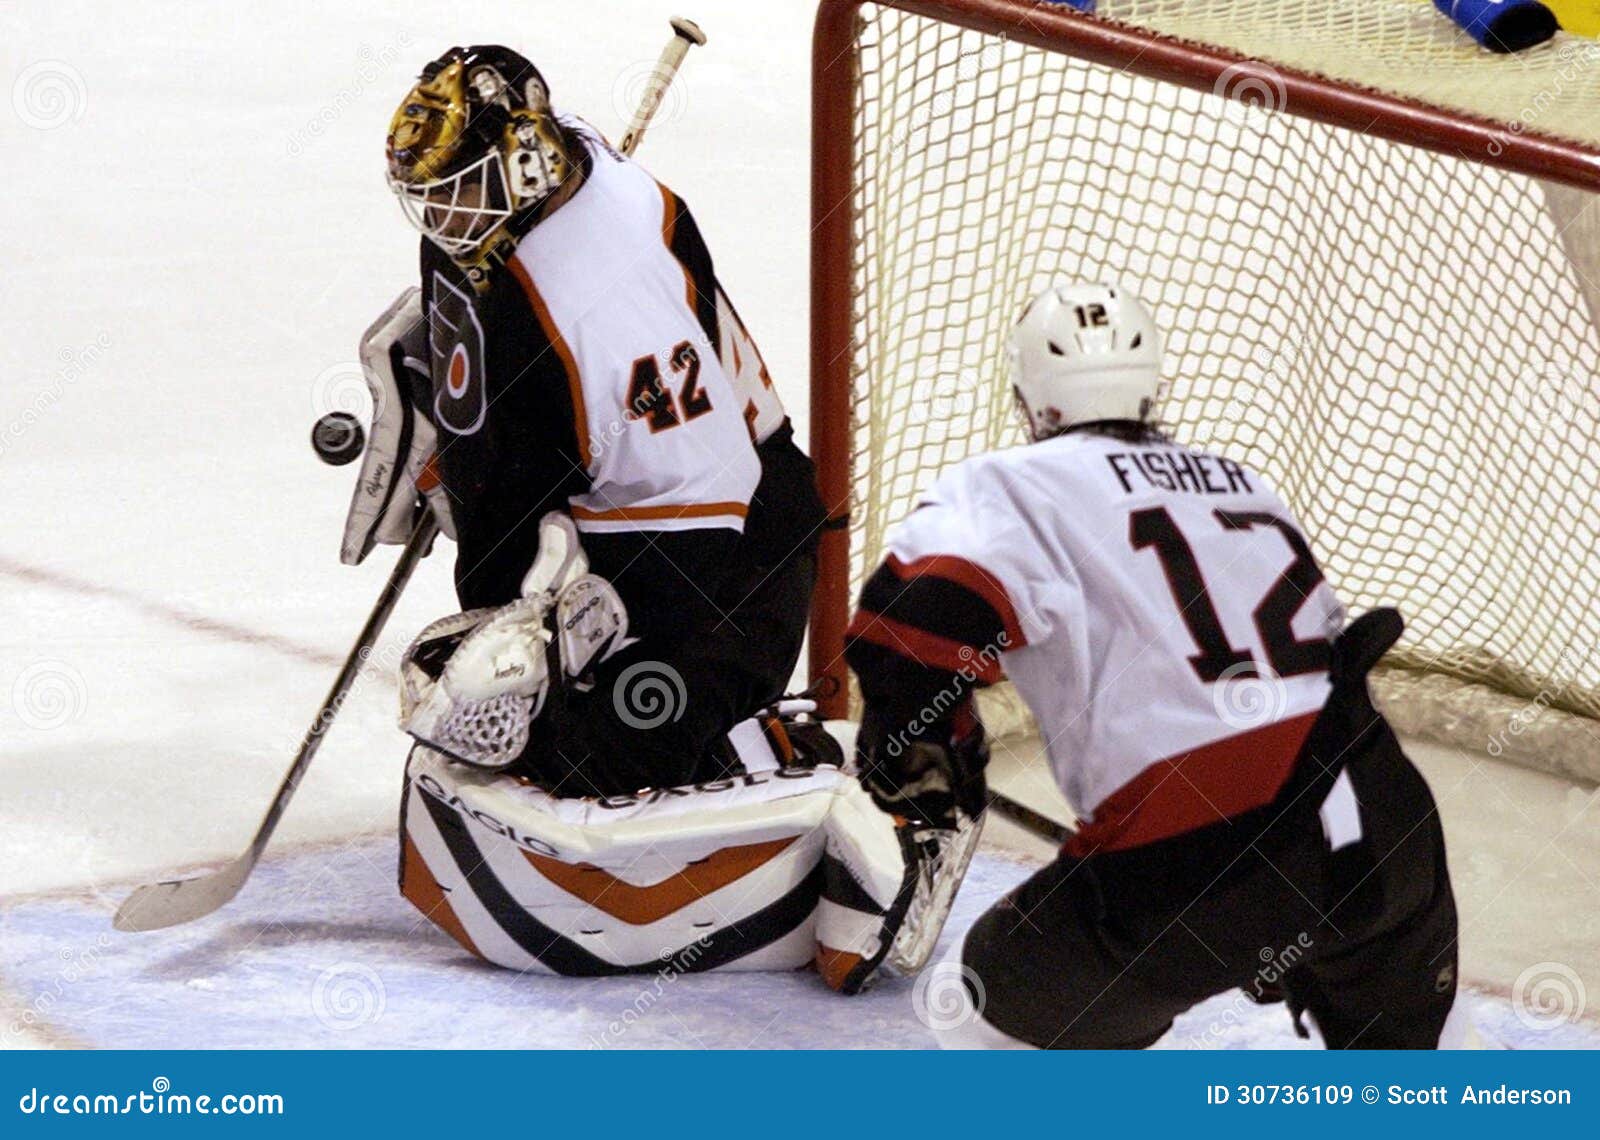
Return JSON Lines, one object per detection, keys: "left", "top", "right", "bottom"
{"left": 1065, "top": 711, "right": 1320, "bottom": 857}
{"left": 569, "top": 501, "right": 749, "bottom": 523}
{"left": 844, "top": 609, "right": 1007, "bottom": 684}
{"left": 523, "top": 837, "right": 796, "bottom": 925}
{"left": 885, "top": 553, "right": 1028, "bottom": 648}
{"left": 657, "top": 182, "right": 699, "bottom": 318}
{"left": 507, "top": 254, "right": 592, "bottom": 471}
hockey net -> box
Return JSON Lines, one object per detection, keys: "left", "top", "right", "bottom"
{"left": 809, "top": 0, "right": 1600, "bottom": 782}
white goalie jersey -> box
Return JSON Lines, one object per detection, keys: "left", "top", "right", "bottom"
{"left": 848, "top": 431, "right": 1347, "bottom": 853}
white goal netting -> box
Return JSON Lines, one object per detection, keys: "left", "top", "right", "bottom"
{"left": 834, "top": 1, "right": 1600, "bottom": 779}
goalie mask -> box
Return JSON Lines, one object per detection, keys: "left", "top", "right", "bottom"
{"left": 1007, "top": 282, "right": 1163, "bottom": 441}
{"left": 386, "top": 45, "right": 576, "bottom": 262}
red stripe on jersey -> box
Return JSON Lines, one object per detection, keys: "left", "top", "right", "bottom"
{"left": 1065, "top": 710, "right": 1320, "bottom": 856}
{"left": 885, "top": 554, "right": 1027, "bottom": 648}
{"left": 844, "top": 609, "right": 1006, "bottom": 684}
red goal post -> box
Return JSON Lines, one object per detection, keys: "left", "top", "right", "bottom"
{"left": 808, "top": 0, "right": 1600, "bottom": 779}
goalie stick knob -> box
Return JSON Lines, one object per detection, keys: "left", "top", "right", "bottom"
{"left": 669, "top": 16, "right": 707, "bottom": 45}
{"left": 311, "top": 411, "right": 366, "bottom": 466}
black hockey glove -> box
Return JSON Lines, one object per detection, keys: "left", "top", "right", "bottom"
{"left": 855, "top": 702, "right": 989, "bottom": 829}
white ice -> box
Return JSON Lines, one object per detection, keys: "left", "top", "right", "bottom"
{"left": 1, "top": 0, "right": 1596, "bottom": 1049}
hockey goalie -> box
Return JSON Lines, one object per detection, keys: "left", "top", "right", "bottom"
{"left": 846, "top": 283, "right": 1466, "bottom": 1048}
{"left": 338, "top": 45, "right": 967, "bottom": 989}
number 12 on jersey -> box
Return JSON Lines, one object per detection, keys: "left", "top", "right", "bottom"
{"left": 1130, "top": 506, "right": 1332, "bottom": 683}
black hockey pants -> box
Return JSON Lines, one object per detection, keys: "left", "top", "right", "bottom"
{"left": 961, "top": 610, "right": 1460, "bottom": 1049}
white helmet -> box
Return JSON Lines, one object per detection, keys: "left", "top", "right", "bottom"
{"left": 1006, "top": 282, "right": 1162, "bottom": 441}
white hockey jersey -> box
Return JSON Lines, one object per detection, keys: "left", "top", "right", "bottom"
{"left": 854, "top": 431, "right": 1346, "bottom": 853}
{"left": 422, "top": 117, "right": 795, "bottom": 608}
{"left": 504, "top": 119, "right": 767, "bottom": 535}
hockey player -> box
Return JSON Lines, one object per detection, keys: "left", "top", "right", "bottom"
{"left": 845, "top": 283, "right": 1461, "bottom": 1048}
{"left": 342, "top": 45, "right": 826, "bottom": 795}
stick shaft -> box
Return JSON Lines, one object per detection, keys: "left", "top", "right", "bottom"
{"left": 619, "top": 24, "right": 703, "bottom": 156}
{"left": 244, "top": 513, "right": 438, "bottom": 864}
{"left": 987, "top": 789, "right": 1075, "bottom": 846}
{"left": 114, "top": 513, "right": 437, "bottom": 931}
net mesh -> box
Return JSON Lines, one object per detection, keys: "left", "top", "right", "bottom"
{"left": 839, "top": 2, "right": 1600, "bottom": 775}
{"left": 1103, "top": 0, "right": 1600, "bottom": 152}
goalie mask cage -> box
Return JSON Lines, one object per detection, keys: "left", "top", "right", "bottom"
{"left": 808, "top": 0, "right": 1600, "bottom": 782}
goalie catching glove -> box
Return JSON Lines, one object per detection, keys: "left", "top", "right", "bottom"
{"left": 400, "top": 512, "right": 637, "bottom": 768}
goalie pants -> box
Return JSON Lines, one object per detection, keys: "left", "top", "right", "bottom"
{"left": 520, "top": 425, "right": 825, "bottom": 796}
{"left": 959, "top": 690, "right": 1458, "bottom": 1049}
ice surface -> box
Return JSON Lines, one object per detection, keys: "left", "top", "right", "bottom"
{"left": 6, "top": 837, "right": 1592, "bottom": 1049}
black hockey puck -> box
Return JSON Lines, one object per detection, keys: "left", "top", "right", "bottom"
{"left": 311, "top": 412, "right": 365, "bottom": 466}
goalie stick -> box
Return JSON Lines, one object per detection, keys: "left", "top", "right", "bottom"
{"left": 113, "top": 18, "right": 709, "bottom": 933}
{"left": 114, "top": 513, "right": 439, "bottom": 931}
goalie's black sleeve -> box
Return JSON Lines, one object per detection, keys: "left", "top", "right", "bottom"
{"left": 420, "top": 239, "right": 589, "bottom": 611}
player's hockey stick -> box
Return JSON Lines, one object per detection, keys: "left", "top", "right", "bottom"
{"left": 114, "top": 19, "right": 707, "bottom": 933}
{"left": 113, "top": 513, "right": 439, "bottom": 932}
{"left": 987, "top": 789, "right": 1075, "bottom": 846}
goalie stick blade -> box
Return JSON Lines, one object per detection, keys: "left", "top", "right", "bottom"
{"left": 112, "top": 857, "right": 253, "bottom": 932}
